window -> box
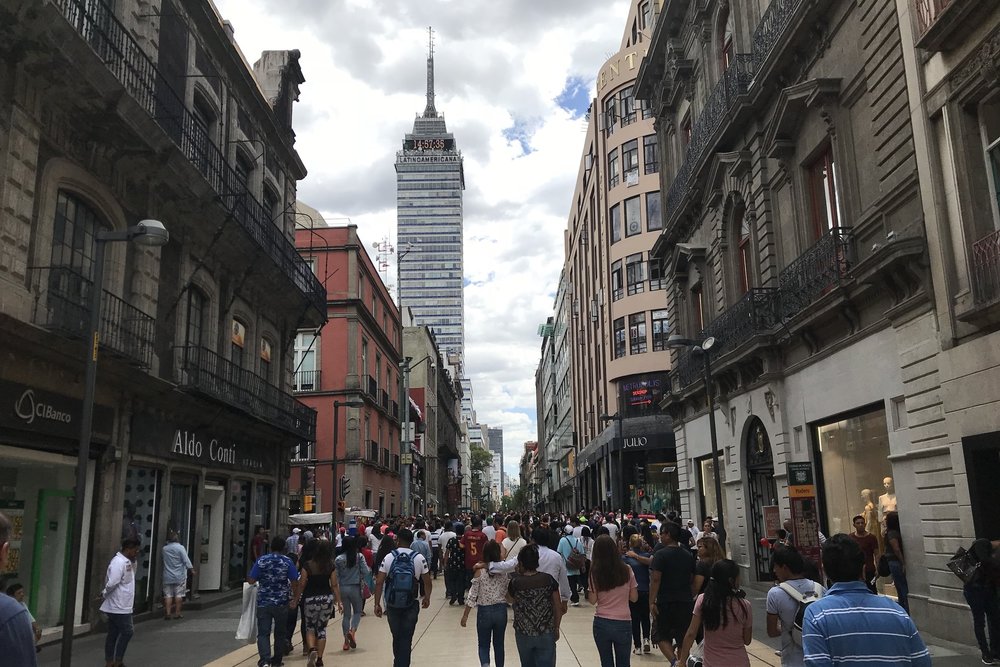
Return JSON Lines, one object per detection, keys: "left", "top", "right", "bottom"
{"left": 192, "top": 95, "right": 215, "bottom": 171}
{"left": 720, "top": 7, "right": 735, "bottom": 71}
{"left": 361, "top": 338, "right": 369, "bottom": 377}
{"left": 364, "top": 489, "right": 372, "bottom": 510}
{"left": 738, "top": 214, "right": 753, "bottom": 294}
{"left": 649, "top": 257, "right": 666, "bottom": 290}
{"left": 629, "top": 313, "right": 647, "bottom": 354}
{"left": 259, "top": 338, "right": 272, "bottom": 381}
{"left": 989, "top": 136, "right": 1000, "bottom": 217}
{"left": 608, "top": 148, "right": 620, "bottom": 189}
{"left": 375, "top": 352, "right": 382, "bottom": 391}
{"left": 294, "top": 331, "right": 318, "bottom": 391}
{"left": 234, "top": 151, "right": 254, "bottom": 192}
{"left": 230, "top": 318, "right": 246, "bottom": 367}
{"left": 620, "top": 86, "right": 636, "bottom": 126}
{"left": 807, "top": 144, "right": 842, "bottom": 238}
{"left": 613, "top": 317, "right": 626, "bottom": 359}
{"left": 640, "top": 1, "right": 651, "bottom": 30}
{"left": 186, "top": 288, "right": 206, "bottom": 347}
{"left": 625, "top": 196, "right": 642, "bottom": 237}
{"left": 651, "top": 309, "right": 670, "bottom": 350}
{"left": 604, "top": 96, "right": 618, "bottom": 134}
{"left": 640, "top": 97, "right": 655, "bottom": 120}
{"left": 681, "top": 115, "right": 692, "bottom": 150}
{"left": 626, "top": 253, "right": 645, "bottom": 295}
{"left": 643, "top": 135, "right": 659, "bottom": 174}
{"left": 359, "top": 272, "right": 364, "bottom": 302}
{"left": 647, "top": 191, "right": 662, "bottom": 231}
{"left": 263, "top": 186, "right": 280, "bottom": 226}
{"left": 691, "top": 284, "right": 705, "bottom": 331}
{"left": 50, "top": 190, "right": 107, "bottom": 279}
{"left": 611, "top": 260, "right": 624, "bottom": 301}
{"left": 622, "top": 139, "right": 639, "bottom": 185}
{"left": 610, "top": 204, "right": 622, "bottom": 244}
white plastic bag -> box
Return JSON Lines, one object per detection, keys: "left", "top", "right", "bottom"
{"left": 236, "top": 582, "right": 258, "bottom": 642}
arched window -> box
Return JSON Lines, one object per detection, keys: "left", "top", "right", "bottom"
{"left": 720, "top": 6, "right": 735, "bottom": 71}
{"left": 259, "top": 337, "right": 273, "bottom": 382}
{"left": 738, "top": 214, "right": 753, "bottom": 294}
{"left": 186, "top": 288, "right": 207, "bottom": 347}
{"left": 50, "top": 190, "right": 110, "bottom": 279}
{"left": 230, "top": 318, "right": 247, "bottom": 367}
{"left": 234, "top": 150, "right": 254, "bottom": 192}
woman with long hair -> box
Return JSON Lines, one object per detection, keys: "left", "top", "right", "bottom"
{"left": 334, "top": 532, "right": 370, "bottom": 652}
{"left": 461, "top": 541, "right": 511, "bottom": 667}
{"left": 587, "top": 535, "right": 638, "bottom": 667}
{"left": 502, "top": 520, "right": 526, "bottom": 561}
{"left": 692, "top": 535, "right": 726, "bottom": 595}
{"left": 508, "top": 544, "right": 563, "bottom": 667}
{"left": 639, "top": 522, "right": 657, "bottom": 552}
{"left": 678, "top": 559, "right": 752, "bottom": 667}
{"left": 299, "top": 539, "right": 341, "bottom": 667}
{"left": 374, "top": 533, "right": 397, "bottom": 572}
{"left": 622, "top": 533, "right": 652, "bottom": 655}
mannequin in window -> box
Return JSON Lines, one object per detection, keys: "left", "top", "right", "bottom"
{"left": 860, "top": 488, "right": 882, "bottom": 551}
{"left": 878, "top": 477, "right": 897, "bottom": 533}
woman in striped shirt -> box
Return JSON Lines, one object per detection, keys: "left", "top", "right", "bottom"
{"left": 461, "top": 541, "right": 510, "bottom": 667}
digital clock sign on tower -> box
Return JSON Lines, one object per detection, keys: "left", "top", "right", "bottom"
{"left": 395, "top": 27, "right": 466, "bottom": 358}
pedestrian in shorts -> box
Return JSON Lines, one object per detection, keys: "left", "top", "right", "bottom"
{"left": 648, "top": 522, "right": 695, "bottom": 664}
{"left": 161, "top": 530, "right": 194, "bottom": 620}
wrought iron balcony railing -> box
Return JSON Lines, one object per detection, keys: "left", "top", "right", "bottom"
{"left": 664, "top": 55, "right": 755, "bottom": 224}
{"left": 915, "top": 0, "right": 952, "bottom": 35}
{"left": 972, "top": 228, "right": 1000, "bottom": 306}
{"left": 32, "top": 266, "right": 156, "bottom": 368}
{"left": 366, "top": 375, "right": 378, "bottom": 397}
{"left": 777, "top": 227, "right": 856, "bottom": 320}
{"left": 751, "top": 0, "right": 806, "bottom": 74}
{"left": 55, "top": 0, "right": 326, "bottom": 316}
{"left": 292, "top": 369, "right": 321, "bottom": 392}
{"left": 380, "top": 389, "right": 390, "bottom": 410}
{"left": 178, "top": 345, "right": 317, "bottom": 440}
{"left": 708, "top": 288, "right": 780, "bottom": 355}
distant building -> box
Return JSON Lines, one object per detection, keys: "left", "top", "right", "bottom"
{"left": 487, "top": 427, "right": 504, "bottom": 494}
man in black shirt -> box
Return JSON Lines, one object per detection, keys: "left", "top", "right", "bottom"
{"left": 648, "top": 522, "right": 694, "bottom": 664}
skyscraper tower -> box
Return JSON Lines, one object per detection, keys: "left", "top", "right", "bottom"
{"left": 396, "top": 27, "right": 466, "bottom": 358}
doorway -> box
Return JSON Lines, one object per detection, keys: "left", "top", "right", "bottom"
{"left": 30, "top": 489, "right": 73, "bottom": 628}
{"left": 199, "top": 485, "right": 225, "bottom": 591}
{"left": 745, "top": 417, "right": 777, "bottom": 581}
{"left": 964, "top": 431, "right": 1000, "bottom": 538}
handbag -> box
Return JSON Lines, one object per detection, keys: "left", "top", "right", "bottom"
{"left": 877, "top": 554, "right": 891, "bottom": 578}
{"left": 361, "top": 580, "right": 372, "bottom": 601}
{"left": 946, "top": 547, "right": 981, "bottom": 584}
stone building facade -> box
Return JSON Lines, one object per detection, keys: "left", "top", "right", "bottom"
{"left": 637, "top": 0, "right": 939, "bottom": 626}
{"left": 0, "top": 0, "right": 322, "bottom": 628}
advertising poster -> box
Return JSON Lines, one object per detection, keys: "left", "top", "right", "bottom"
{"left": 0, "top": 500, "right": 24, "bottom": 576}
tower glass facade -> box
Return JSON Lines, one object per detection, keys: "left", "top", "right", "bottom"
{"left": 395, "top": 41, "right": 465, "bottom": 357}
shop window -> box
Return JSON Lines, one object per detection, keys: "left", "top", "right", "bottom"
{"left": 623, "top": 139, "right": 639, "bottom": 185}
{"left": 624, "top": 197, "right": 642, "bottom": 238}
{"left": 633, "top": 460, "right": 679, "bottom": 515}
{"left": 611, "top": 260, "right": 624, "bottom": 301}
{"left": 626, "top": 253, "right": 645, "bottom": 295}
{"left": 186, "top": 288, "right": 206, "bottom": 348}
{"left": 807, "top": 144, "right": 842, "bottom": 239}
{"left": 50, "top": 190, "right": 109, "bottom": 280}
{"left": 610, "top": 203, "right": 622, "bottom": 244}
{"left": 228, "top": 480, "right": 251, "bottom": 586}
{"left": 697, "top": 455, "right": 724, "bottom": 523}
{"left": 123, "top": 466, "right": 162, "bottom": 614}
{"left": 608, "top": 148, "right": 620, "bottom": 189}
{"left": 813, "top": 406, "right": 894, "bottom": 593}
{"left": 647, "top": 191, "right": 662, "bottom": 231}
{"left": 651, "top": 309, "right": 670, "bottom": 350}
{"left": 643, "top": 134, "right": 659, "bottom": 174}
{"left": 629, "top": 312, "right": 648, "bottom": 354}
{"left": 613, "top": 317, "right": 626, "bottom": 359}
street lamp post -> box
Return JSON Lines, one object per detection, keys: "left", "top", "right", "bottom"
{"left": 332, "top": 399, "right": 364, "bottom": 516}
{"left": 599, "top": 413, "right": 623, "bottom": 513}
{"left": 61, "top": 220, "right": 169, "bottom": 667}
{"left": 667, "top": 334, "right": 725, "bottom": 546}
{"left": 400, "top": 354, "right": 434, "bottom": 517}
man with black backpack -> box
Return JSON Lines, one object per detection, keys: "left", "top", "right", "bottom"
{"left": 766, "top": 547, "right": 824, "bottom": 666}
{"left": 374, "top": 528, "right": 431, "bottom": 667}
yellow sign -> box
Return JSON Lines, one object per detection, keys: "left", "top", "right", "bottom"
{"left": 303, "top": 494, "right": 315, "bottom": 512}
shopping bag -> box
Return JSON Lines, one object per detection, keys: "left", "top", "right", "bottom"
{"left": 236, "top": 582, "right": 258, "bottom": 642}
{"left": 686, "top": 638, "right": 705, "bottom": 667}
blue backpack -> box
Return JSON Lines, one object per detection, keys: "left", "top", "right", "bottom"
{"left": 384, "top": 549, "right": 417, "bottom": 608}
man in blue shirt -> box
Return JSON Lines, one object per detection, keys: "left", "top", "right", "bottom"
{"left": 0, "top": 512, "right": 36, "bottom": 666}
{"left": 803, "top": 534, "right": 930, "bottom": 666}
{"left": 249, "top": 536, "right": 300, "bottom": 667}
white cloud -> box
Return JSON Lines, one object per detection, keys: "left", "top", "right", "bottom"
{"left": 215, "top": 0, "right": 631, "bottom": 476}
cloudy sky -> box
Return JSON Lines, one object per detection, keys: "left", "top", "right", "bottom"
{"left": 214, "top": 0, "right": 632, "bottom": 478}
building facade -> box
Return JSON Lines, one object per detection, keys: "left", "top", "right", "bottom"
{"left": 634, "top": 0, "right": 971, "bottom": 642}
{"left": 0, "top": 0, "right": 322, "bottom": 627}
{"left": 487, "top": 426, "right": 504, "bottom": 495}
{"left": 395, "top": 37, "right": 466, "bottom": 358}
{"left": 291, "top": 222, "right": 403, "bottom": 518}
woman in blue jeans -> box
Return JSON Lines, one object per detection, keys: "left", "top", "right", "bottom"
{"left": 461, "top": 541, "right": 510, "bottom": 667}
{"left": 507, "top": 545, "right": 563, "bottom": 667}
{"left": 334, "top": 535, "right": 371, "bottom": 653}
{"left": 588, "top": 535, "right": 639, "bottom": 667}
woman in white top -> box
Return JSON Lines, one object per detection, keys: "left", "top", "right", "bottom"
{"left": 462, "top": 541, "right": 511, "bottom": 667}
{"left": 501, "top": 521, "right": 527, "bottom": 561}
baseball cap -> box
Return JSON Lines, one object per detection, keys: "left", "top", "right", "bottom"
{"left": 292, "top": 527, "right": 301, "bottom": 533}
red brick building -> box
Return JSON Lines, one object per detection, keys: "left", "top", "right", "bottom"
{"left": 292, "top": 221, "right": 403, "bottom": 519}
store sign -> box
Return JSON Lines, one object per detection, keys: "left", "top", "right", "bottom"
{"left": 0, "top": 380, "right": 114, "bottom": 441}
{"left": 619, "top": 373, "right": 668, "bottom": 416}
{"left": 613, "top": 430, "right": 673, "bottom": 453}
{"left": 788, "top": 462, "right": 815, "bottom": 498}
{"left": 131, "top": 416, "right": 279, "bottom": 474}
{"left": 787, "top": 462, "right": 822, "bottom": 576}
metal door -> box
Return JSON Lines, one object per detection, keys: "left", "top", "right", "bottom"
{"left": 746, "top": 418, "right": 777, "bottom": 581}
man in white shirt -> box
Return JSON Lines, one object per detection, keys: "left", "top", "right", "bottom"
{"left": 482, "top": 517, "right": 496, "bottom": 541}
{"left": 429, "top": 523, "right": 443, "bottom": 579}
{"left": 374, "top": 528, "right": 431, "bottom": 667}
{"left": 686, "top": 519, "right": 700, "bottom": 543}
{"left": 99, "top": 538, "right": 141, "bottom": 667}
{"left": 486, "top": 527, "right": 571, "bottom": 608}
{"left": 603, "top": 514, "right": 620, "bottom": 542}
{"left": 767, "top": 547, "right": 825, "bottom": 667}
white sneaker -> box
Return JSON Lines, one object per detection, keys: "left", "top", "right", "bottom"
{"left": 632, "top": 646, "right": 642, "bottom": 655}
{"left": 643, "top": 639, "right": 651, "bottom": 653}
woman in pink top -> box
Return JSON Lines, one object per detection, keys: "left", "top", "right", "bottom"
{"left": 587, "top": 535, "right": 638, "bottom": 667}
{"left": 678, "top": 559, "right": 752, "bottom": 667}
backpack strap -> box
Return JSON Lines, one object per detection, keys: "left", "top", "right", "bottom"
{"left": 778, "top": 582, "right": 807, "bottom": 602}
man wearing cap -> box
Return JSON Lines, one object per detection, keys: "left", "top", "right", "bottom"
{"left": 285, "top": 527, "right": 301, "bottom": 555}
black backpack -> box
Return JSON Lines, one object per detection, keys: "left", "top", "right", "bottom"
{"left": 778, "top": 582, "right": 824, "bottom": 647}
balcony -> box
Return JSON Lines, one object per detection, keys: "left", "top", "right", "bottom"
{"left": 750, "top": 0, "right": 806, "bottom": 75}
{"left": 380, "top": 389, "right": 390, "bottom": 411}
{"left": 664, "top": 54, "right": 755, "bottom": 227}
{"left": 177, "top": 345, "right": 317, "bottom": 441}
{"left": 913, "top": 0, "right": 984, "bottom": 50}
{"left": 32, "top": 267, "right": 155, "bottom": 368}
{"left": 366, "top": 375, "right": 378, "bottom": 397}
{"left": 390, "top": 399, "right": 400, "bottom": 420}
{"left": 972, "top": 229, "right": 1000, "bottom": 307}
{"left": 54, "top": 0, "right": 326, "bottom": 317}
{"left": 777, "top": 227, "right": 855, "bottom": 320}
{"left": 292, "top": 370, "right": 321, "bottom": 392}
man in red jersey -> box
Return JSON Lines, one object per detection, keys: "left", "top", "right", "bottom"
{"left": 459, "top": 516, "right": 489, "bottom": 601}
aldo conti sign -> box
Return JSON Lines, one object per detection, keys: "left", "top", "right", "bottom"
{"left": 131, "top": 415, "right": 278, "bottom": 474}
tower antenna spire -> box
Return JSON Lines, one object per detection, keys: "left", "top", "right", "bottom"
{"left": 424, "top": 26, "right": 437, "bottom": 118}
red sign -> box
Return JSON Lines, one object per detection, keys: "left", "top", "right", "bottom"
{"left": 763, "top": 505, "right": 781, "bottom": 540}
